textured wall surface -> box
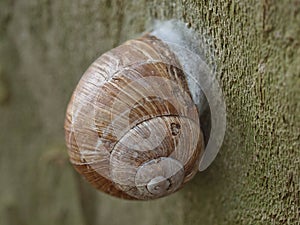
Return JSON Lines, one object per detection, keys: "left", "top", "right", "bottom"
{"left": 0, "top": 0, "right": 299, "bottom": 225}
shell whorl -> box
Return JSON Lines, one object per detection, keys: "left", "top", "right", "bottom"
{"left": 64, "top": 34, "right": 204, "bottom": 200}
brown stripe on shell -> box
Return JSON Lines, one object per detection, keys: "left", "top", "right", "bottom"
{"left": 73, "top": 164, "right": 137, "bottom": 200}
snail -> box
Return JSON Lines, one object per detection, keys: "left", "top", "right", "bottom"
{"left": 64, "top": 20, "right": 226, "bottom": 200}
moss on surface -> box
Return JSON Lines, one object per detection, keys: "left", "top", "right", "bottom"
{"left": 0, "top": 0, "right": 299, "bottom": 224}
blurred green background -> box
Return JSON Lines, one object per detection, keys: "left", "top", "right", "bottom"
{"left": 0, "top": 1, "right": 299, "bottom": 225}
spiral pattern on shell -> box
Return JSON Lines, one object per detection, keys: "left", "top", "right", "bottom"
{"left": 64, "top": 34, "right": 204, "bottom": 200}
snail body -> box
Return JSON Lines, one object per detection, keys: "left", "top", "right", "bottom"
{"left": 65, "top": 20, "right": 226, "bottom": 200}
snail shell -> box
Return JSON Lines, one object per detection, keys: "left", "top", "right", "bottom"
{"left": 64, "top": 32, "right": 205, "bottom": 200}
